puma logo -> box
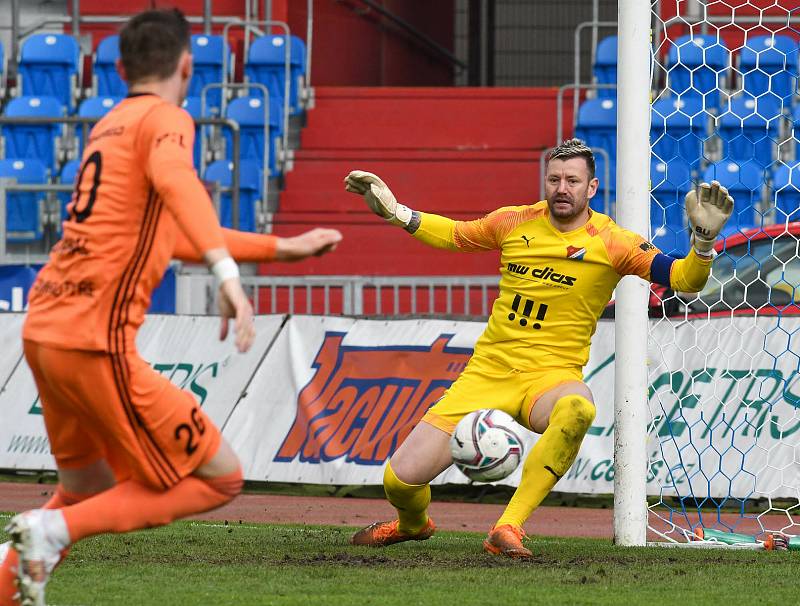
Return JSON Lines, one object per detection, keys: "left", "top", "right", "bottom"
{"left": 521, "top": 235, "right": 534, "bottom": 247}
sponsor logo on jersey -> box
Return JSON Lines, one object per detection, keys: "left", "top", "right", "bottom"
{"left": 521, "top": 235, "right": 534, "bottom": 247}
{"left": 275, "top": 333, "right": 471, "bottom": 465}
{"left": 639, "top": 241, "right": 656, "bottom": 252}
{"left": 507, "top": 293, "right": 548, "bottom": 329}
{"left": 506, "top": 262, "right": 530, "bottom": 276}
{"left": 566, "top": 245, "right": 586, "bottom": 260}
{"left": 531, "top": 266, "right": 577, "bottom": 286}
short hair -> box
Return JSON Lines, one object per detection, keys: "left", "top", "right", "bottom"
{"left": 119, "top": 8, "right": 190, "bottom": 84}
{"left": 546, "top": 138, "right": 596, "bottom": 180}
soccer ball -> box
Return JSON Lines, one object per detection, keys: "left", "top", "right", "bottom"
{"left": 450, "top": 409, "right": 525, "bottom": 483}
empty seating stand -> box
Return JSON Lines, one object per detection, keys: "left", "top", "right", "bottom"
{"left": 667, "top": 34, "right": 730, "bottom": 109}
{"left": 245, "top": 34, "right": 306, "bottom": 115}
{"left": 718, "top": 95, "right": 781, "bottom": 169}
{"left": 739, "top": 35, "right": 799, "bottom": 105}
{"left": 3, "top": 96, "right": 63, "bottom": 172}
{"left": 224, "top": 95, "right": 283, "bottom": 176}
{"left": 189, "top": 34, "right": 231, "bottom": 117}
{"left": 650, "top": 96, "right": 707, "bottom": 170}
{"left": 651, "top": 159, "right": 692, "bottom": 256}
{"left": 77, "top": 96, "right": 121, "bottom": 152}
{"left": 593, "top": 36, "right": 617, "bottom": 99}
{"left": 19, "top": 33, "right": 81, "bottom": 113}
{"left": 204, "top": 159, "right": 262, "bottom": 232}
{"left": 772, "top": 162, "right": 800, "bottom": 221}
{"left": 94, "top": 35, "right": 127, "bottom": 97}
{"left": 0, "top": 158, "right": 48, "bottom": 242}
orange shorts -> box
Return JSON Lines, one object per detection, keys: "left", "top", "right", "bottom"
{"left": 23, "top": 339, "right": 221, "bottom": 490}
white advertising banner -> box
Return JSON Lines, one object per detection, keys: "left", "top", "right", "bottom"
{"left": 0, "top": 315, "right": 284, "bottom": 470}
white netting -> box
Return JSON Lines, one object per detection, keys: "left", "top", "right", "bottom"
{"left": 646, "top": 0, "right": 800, "bottom": 543}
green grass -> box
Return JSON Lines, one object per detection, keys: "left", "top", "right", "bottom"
{"left": 1, "top": 513, "right": 798, "bottom": 606}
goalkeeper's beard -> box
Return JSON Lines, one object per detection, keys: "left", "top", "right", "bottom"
{"left": 546, "top": 192, "right": 589, "bottom": 221}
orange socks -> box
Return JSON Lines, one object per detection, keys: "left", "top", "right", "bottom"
{"left": 61, "top": 468, "right": 243, "bottom": 542}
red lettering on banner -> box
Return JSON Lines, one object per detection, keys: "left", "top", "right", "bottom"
{"left": 274, "top": 332, "right": 472, "bottom": 465}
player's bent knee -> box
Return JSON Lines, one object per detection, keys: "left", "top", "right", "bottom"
{"left": 553, "top": 395, "right": 596, "bottom": 435}
{"left": 205, "top": 466, "right": 244, "bottom": 502}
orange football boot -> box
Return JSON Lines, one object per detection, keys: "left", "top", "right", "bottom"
{"left": 483, "top": 524, "right": 533, "bottom": 559}
{"left": 350, "top": 518, "right": 436, "bottom": 547}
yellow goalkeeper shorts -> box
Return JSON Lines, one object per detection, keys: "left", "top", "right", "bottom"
{"left": 421, "top": 354, "right": 583, "bottom": 434}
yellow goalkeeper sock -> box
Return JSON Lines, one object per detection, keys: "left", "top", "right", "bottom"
{"left": 496, "top": 395, "right": 596, "bottom": 529}
{"left": 383, "top": 461, "right": 431, "bottom": 535}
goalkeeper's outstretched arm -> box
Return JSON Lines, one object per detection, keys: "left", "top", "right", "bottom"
{"left": 344, "top": 170, "right": 502, "bottom": 251}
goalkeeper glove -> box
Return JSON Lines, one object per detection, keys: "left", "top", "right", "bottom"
{"left": 685, "top": 180, "right": 734, "bottom": 256}
{"left": 344, "top": 170, "right": 414, "bottom": 227}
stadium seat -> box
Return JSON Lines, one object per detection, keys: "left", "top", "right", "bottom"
{"left": 591, "top": 151, "right": 615, "bottom": 215}
{"left": 593, "top": 36, "right": 617, "bottom": 99}
{"left": 575, "top": 98, "right": 617, "bottom": 163}
{"left": 650, "top": 159, "right": 692, "bottom": 256}
{"left": 181, "top": 96, "right": 203, "bottom": 168}
{"left": 58, "top": 159, "right": 80, "bottom": 223}
{"left": 702, "top": 160, "right": 764, "bottom": 235}
{"left": 2, "top": 96, "right": 63, "bottom": 172}
{"left": 224, "top": 95, "right": 283, "bottom": 176}
{"left": 666, "top": 34, "right": 730, "bottom": 108}
{"left": 718, "top": 95, "right": 781, "bottom": 168}
{"left": 189, "top": 34, "right": 231, "bottom": 116}
{"left": 650, "top": 96, "right": 708, "bottom": 170}
{"left": 204, "top": 159, "right": 262, "bottom": 232}
{"left": 77, "top": 96, "right": 122, "bottom": 151}
{"left": 739, "top": 35, "right": 799, "bottom": 105}
{"left": 771, "top": 162, "right": 800, "bottom": 221}
{"left": 19, "top": 33, "right": 81, "bottom": 113}
{"left": 244, "top": 34, "right": 306, "bottom": 115}
{"left": 0, "top": 158, "right": 48, "bottom": 242}
{"left": 94, "top": 35, "right": 126, "bottom": 97}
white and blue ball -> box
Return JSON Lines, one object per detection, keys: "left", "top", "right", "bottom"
{"left": 450, "top": 409, "right": 524, "bottom": 483}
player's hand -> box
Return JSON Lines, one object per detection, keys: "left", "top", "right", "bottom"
{"left": 274, "top": 228, "right": 343, "bottom": 261}
{"left": 344, "top": 170, "right": 413, "bottom": 227}
{"left": 685, "top": 180, "right": 734, "bottom": 255}
{"left": 218, "top": 278, "right": 255, "bottom": 353}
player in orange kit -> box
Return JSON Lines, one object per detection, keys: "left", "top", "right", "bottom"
{"left": 0, "top": 9, "right": 339, "bottom": 606}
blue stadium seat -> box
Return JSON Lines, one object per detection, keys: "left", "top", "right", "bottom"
{"left": 0, "top": 159, "right": 47, "bottom": 242}
{"left": 19, "top": 33, "right": 80, "bottom": 113}
{"left": 593, "top": 36, "right": 617, "bottom": 99}
{"left": 650, "top": 96, "right": 707, "bottom": 170}
{"left": 771, "top": 162, "right": 800, "bottom": 221}
{"left": 204, "top": 160, "right": 262, "bottom": 232}
{"left": 189, "top": 35, "right": 231, "bottom": 116}
{"left": 575, "top": 98, "right": 617, "bottom": 163}
{"left": 180, "top": 96, "right": 203, "bottom": 168}
{"left": 718, "top": 95, "right": 781, "bottom": 168}
{"left": 703, "top": 160, "right": 764, "bottom": 235}
{"left": 94, "top": 35, "right": 126, "bottom": 97}
{"left": 739, "top": 35, "right": 798, "bottom": 105}
{"left": 666, "top": 35, "right": 730, "bottom": 108}
{"left": 58, "top": 159, "right": 80, "bottom": 223}
{"left": 2, "top": 96, "right": 63, "bottom": 172}
{"left": 224, "top": 95, "right": 283, "bottom": 176}
{"left": 651, "top": 159, "right": 692, "bottom": 256}
{"left": 77, "top": 96, "right": 122, "bottom": 151}
{"left": 245, "top": 34, "right": 306, "bottom": 115}
{"left": 591, "top": 151, "right": 615, "bottom": 215}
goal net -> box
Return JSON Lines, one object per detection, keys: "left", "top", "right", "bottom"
{"left": 645, "top": 0, "right": 800, "bottom": 547}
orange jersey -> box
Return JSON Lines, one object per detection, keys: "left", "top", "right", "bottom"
{"left": 24, "top": 93, "right": 226, "bottom": 352}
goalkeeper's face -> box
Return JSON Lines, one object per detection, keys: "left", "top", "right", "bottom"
{"left": 545, "top": 158, "right": 599, "bottom": 221}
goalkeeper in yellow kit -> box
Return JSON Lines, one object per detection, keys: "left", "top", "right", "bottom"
{"left": 344, "top": 139, "right": 734, "bottom": 558}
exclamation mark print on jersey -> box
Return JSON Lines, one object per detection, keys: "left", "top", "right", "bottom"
{"left": 508, "top": 294, "right": 522, "bottom": 321}
{"left": 520, "top": 299, "right": 534, "bottom": 327}
{"left": 533, "top": 303, "right": 548, "bottom": 330}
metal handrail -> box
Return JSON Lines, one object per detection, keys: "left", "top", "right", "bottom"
{"left": 306, "top": 0, "right": 314, "bottom": 94}
{"left": 201, "top": 84, "right": 269, "bottom": 222}
{"left": 341, "top": 0, "right": 467, "bottom": 72}
{"left": 556, "top": 82, "right": 617, "bottom": 143}
{"left": 573, "top": 20, "right": 618, "bottom": 125}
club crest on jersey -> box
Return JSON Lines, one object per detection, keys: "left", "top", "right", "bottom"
{"left": 274, "top": 333, "right": 472, "bottom": 465}
{"left": 566, "top": 245, "right": 586, "bottom": 260}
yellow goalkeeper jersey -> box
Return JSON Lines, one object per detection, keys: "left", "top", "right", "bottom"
{"left": 412, "top": 201, "right": 708, "bottom": 372}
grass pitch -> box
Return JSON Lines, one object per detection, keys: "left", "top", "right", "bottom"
{"left": 1, "top": 514, "right": 797, "bottom": 606}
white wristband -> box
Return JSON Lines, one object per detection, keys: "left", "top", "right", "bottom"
{"left": 211, "top": 257, "right": 239, "bottom": 283}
